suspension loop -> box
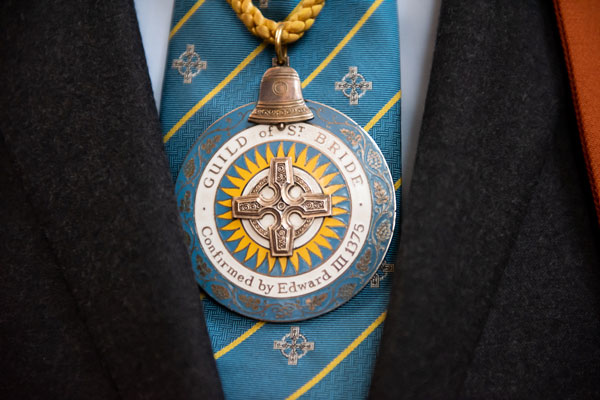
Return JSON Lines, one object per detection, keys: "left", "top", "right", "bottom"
{"left": 274, "top": 24, "right": 288, "bottom": 65}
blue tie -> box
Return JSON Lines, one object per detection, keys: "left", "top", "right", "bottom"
{"left": 160, "top": 1, "right": 401, "bottom": 398}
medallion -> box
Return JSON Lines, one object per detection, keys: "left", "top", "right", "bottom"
{"left": 176, "top": 99, "right": 395, "bottom": 321}
{"left": 175, "top": 17, "right": 394, "bottom": 321}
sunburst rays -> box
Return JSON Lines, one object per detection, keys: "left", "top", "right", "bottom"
{"left": 217, "top": 142, "right": 349, "bottom": 275}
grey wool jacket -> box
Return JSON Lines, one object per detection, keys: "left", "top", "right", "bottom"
{"left": 1, "top": 0, "right": 599, "bottom": 399}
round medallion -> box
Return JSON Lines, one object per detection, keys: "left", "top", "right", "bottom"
{"left": 176, "top": 101, "right": 395, "bottom": 321}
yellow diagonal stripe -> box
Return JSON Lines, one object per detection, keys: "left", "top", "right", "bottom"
{"left": 286, "top": 311, "right": 387, "bottom": 400}
{"left": 163, "top": 42, "right": 267, "bottom": 143}
{"left": 301, "top": 0, "right": 385, "bottom": 89}
{"left": 169, "top": 0, "right": 206, "bottom": 40}
{"left": 365, "top": 89, "right": 402, "bottom": 132}
{"left": 214, "top": 321, "right": 266, "bottom": 360}
{"left": 394, "top": 178, "right": 402, "bottom": 190}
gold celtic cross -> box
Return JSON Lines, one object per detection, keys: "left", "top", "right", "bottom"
{"left": 232, "top": 157, "right": 332, "bottom": 257}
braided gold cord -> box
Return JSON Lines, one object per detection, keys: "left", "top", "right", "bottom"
{"left": 226, "top": 0, "right": 325, "bottom": 45}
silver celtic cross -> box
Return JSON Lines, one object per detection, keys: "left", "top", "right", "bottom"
{"left": 172, "top": 44, "right": 207, "bottom": 84}
{"left": 274, "top": 326, "right": 315, "bottom": 365}
{"left": 335, "top": 66, "right": 373, "bottom": 105}
{"left": 232, "top": 157, "right": 332, "bottom": 257}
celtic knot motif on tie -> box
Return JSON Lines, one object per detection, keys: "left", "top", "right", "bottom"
{"left": 335, "top": 66, "right": 373, "bottom": 105}
{"left": 172, "top": 44, "right": 207, "bottom": 84}
{"left": 232, "top": 157, "right": 332, "bottom": 257}
{"left": 273, "top": 326, "right": 315, "bottom": 365}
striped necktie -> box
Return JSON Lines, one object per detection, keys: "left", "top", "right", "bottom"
{"left": 160, "top": 1, "right": 401, "bottom": 398}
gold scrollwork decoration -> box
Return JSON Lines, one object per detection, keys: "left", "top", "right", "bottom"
{"left": 306, "top": 293, "right": 328, "bottom": 311}
{"left": 196, "top": 255, "right": 211, "bottom": 277}
{"left": 356, "top": 248, "right": 372, "bottom": 273}
{"left": 373, "top": 180, "right": 389, "bottom": 205}
{"left": 341, "top": 128, "right": 363, "bottom": 147}
{"left": 201, "top": 134, "right": 221, "bottom": 154}
{"left": 212, "top": 285, "right": 231, "bottom": 300}
{"left": 338, "top": 283, "right": 357, "bottom": 300}
{"left": 239, "top": 294, "right": 261, "bottom": 311}
{"left": 376, "top": 220, "right": 392, "bottom": 243}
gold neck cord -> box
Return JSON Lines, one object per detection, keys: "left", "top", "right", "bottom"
{"left": 226, "top": 0, "right": 325, "bottom": 46}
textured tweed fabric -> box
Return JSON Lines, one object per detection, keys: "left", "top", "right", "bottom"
{"left": 370, "top": 1, "right": 600, "bottom": 398}
{"left": 0, "top": 1, "right": 222, "bottom": 398}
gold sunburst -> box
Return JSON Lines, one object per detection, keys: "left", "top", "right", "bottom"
{"left": 216, "top": 142, "right": 349, "bottom": 275}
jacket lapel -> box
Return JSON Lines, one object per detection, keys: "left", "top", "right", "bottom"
{"left": 0, "top": 0, "right": 222, "bottom": 398}
{"left": 370, "top": 1, "right": 587, "bottom": 398}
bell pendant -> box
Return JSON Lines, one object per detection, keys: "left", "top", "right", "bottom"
{"left": 248, "top": 65, "right": 314, "bottom": 124}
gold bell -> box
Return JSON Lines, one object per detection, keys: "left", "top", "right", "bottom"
{"left": 249, "top": 23, "right": 313, "bottom": 124}
{"left": 248, "top": 65, "right": 314, "bottom": 124}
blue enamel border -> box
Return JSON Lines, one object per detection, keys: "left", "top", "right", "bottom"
{"left": 175, "top": 101, "right": 396, "bottom": 322}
